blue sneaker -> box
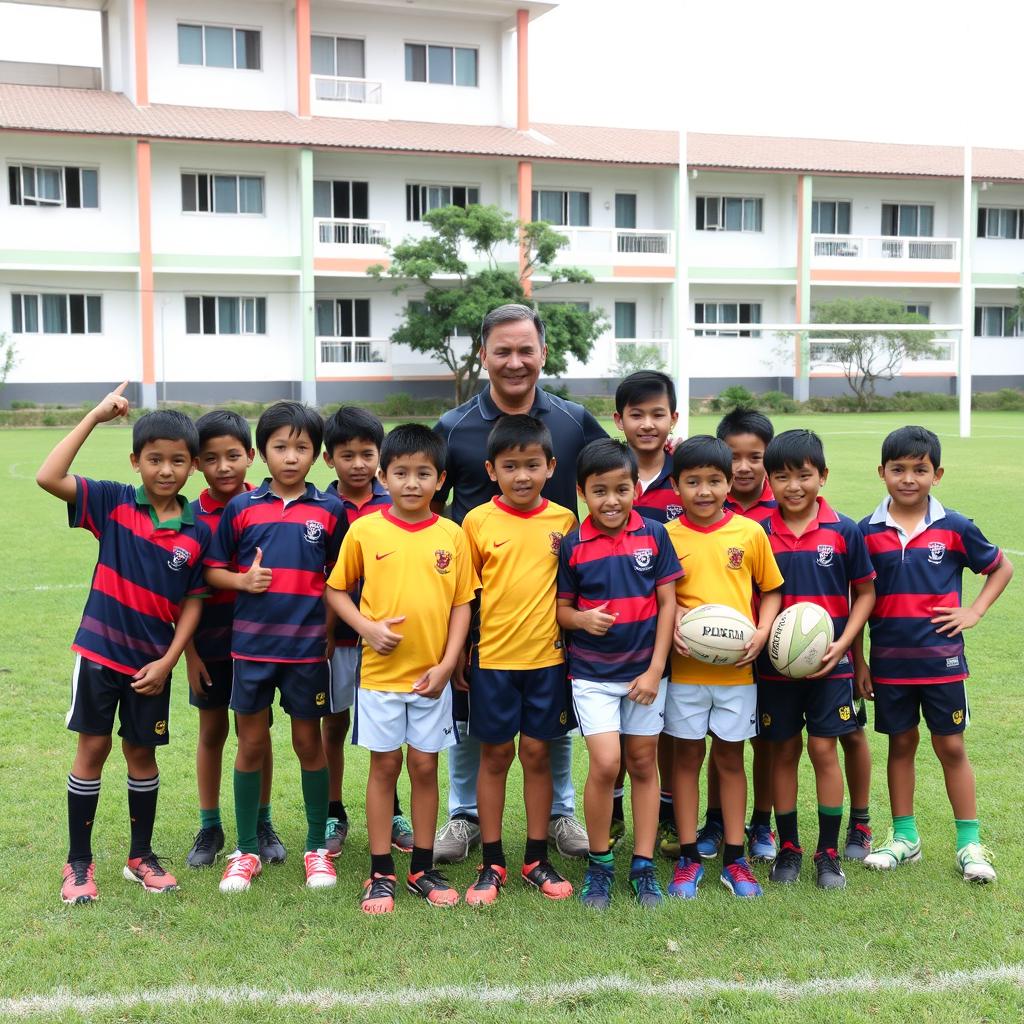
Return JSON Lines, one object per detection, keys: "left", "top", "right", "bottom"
{"left": 696, "top": 818, "right": 724, "bottom": 859}
{"left": 747, "top": 823, "right": 777, "bottom": 863}
{"left": 721, "top": 857, "right": 763, "bottom": 898}
{"left": 628, "top": 864, "right": 665, "bottom": 908}
{"left": 668, "top": 856, "right": 704, "bottom": 899}
{"left": 580, "top": 863, "right": 614, "bottom": 910}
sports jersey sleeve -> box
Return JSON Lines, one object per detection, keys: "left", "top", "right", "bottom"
{"left": 961, "top": 518, "right": 1002, "bottom": 575}
{"left": 651, "top": 522, "right": 684, "bottom": 585}
{"left": 752, "top": 528, "right": 785, "bottom": 592}
{"left": 462, "top": 510, "right": 485, "bottom": 579}
{"left": 324, "top": 506, "right": 347, "bottom": 573}
{"left": 556, "top": 534, "right": 579, "bottom": 602}
{"left": 185, "top": 529, "right": 210, "bottom": 597}
{"left": 67, "top": 477, "right": 124, "bottom": 539}
{"left": 205, "top": 501, "right": 239, "bottom": 569}
{"left": 452, "top": 526, "right": 480, "bottom": 606}
{"left": 844, "top": 521, "right": 876, "bottom": 584}
{"left": 327, "top": 527, "right": 363, "bottom": 592}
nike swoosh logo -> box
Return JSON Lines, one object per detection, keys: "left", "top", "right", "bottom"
{"left": 375, "top": 551, "right": 395, "bottom": 560}
{"left": 494, "top": 540, "right": 510, "bottom": 547}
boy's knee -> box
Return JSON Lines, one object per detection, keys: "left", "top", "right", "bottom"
{"left": 889, "top": 729, "right": 919, "bottom": 757}
{"left": 932, "top": 733, "right": 968, "bottom": 766}
{"left": 674, "top": 739, "right": 706, "bottom": 771}
{"left": 370, "top": 750, "right": 403, "bottom": 783}
{"left": 624, "top": 741, "right": 657, "bottom": 780}
{"left": 517, "top": 737, "right": 550, "bottom": 774}
{"left": 807, "top": 735, "right": 838, "bottom": 768}
{"left": 198, "top": 716, "right": 229, "bottom": 749}
{"left": 74, "top": 733, "right": 112, "bottom": 773}
{"left": 122, "top": 742, "right": 157, "bottom": 776}
{"left": 712, "top": 740, "right": 744, "bottom": 773}
{"left": 481, "top": 742, "right": 515, "bottom": 774}
{"left": 405, "top": 750, "right": 438, "bottom": 785}
{"left": 322, "top": 713, "right": 349, "bottom": 746}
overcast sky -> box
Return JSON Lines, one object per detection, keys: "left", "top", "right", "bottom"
{"left": 1, "top": 0, "right": 1021, "bottom": 148}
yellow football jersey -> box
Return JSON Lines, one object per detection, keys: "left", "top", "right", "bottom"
{"left": 327, "top": 508, "right": 478, "bottom": 692}
{"left": 463, "top": 497, "right": 577, "bottom": 670}
{"left": 666, "top": 511, "right": 784, "bottom": 686}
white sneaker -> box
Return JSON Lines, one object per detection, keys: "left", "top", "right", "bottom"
{"left": 219, "top": 851, "right": 262, "bottom": 893}
{"left": 549, "top": 815, "right": 589, "bottom": 858}
{"left": 957, "top": 843, "right": 996, "bottom": 883}
{"left": 863, "top": 831, "right": 922, "bottom": 870}
{"left": 303, "top": 849, "right": 337, "bottom": 889}
{"left": 434, "top": 817, "right": 480, "bottom": 864}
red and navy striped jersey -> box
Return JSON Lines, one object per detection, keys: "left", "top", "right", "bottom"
{"left": 724, "top": 478, "right": 777, "bottom": 525}
{"left": 859, "top": 496, "right": 1003, "bottom": 685}
{"left": 326, "top": 478, "right": 391, "bottom": 647}
{"left": 557, "top": 510, "right": 683, "bottom": 683}
{"left": 68, "top": 477, "right": 210, "bottom": 676}
{"left": 634, "top": 452, "right": 683, "bottom": 524}
{"left": 205, "top": 479, "right": 346, "bottom": 664}
{"left": 756, "top": 499, "right": 876, "bottom": 682}
{"left": 189, "top": 485, "right": 253, "bottom": 662}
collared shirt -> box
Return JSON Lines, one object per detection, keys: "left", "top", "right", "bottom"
{"left": 205, "top": 479, "right": 346, "bottom": 663}
{"left": 557, "top": 511, "right": 683, "bottom": 683}
{"left": 434, "top": 385, "right": 607, "bottom": 524}
{"left": 860, "top": 495, "right": 1002, "bottom": 685}
{"left": 634, "top": 451, "right": 683, "bottom": 524}
{"left": 68, "top": 477, "right": 210, "bottom": 675}
{"left": 756, "top": 498, "right": 876, "bottom": 682}
{"left": 724, "top": 478, "right": 777, "bottom": 525}
{"left": 463, "top": 496, "right": 577, "bottom": 670}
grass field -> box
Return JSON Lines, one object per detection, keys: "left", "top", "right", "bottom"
{"left": 1, "top": 411, "right": 1023, "bottom": 1023}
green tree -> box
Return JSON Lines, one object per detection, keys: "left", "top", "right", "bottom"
{"left": 0, "top": 333, "right": 17, "bottom": 395}
{"left": 369, "top": 204, "right": 607, "bottom": 403}
{"left": 613, "top": 342, "right": 667, "bottom": 378}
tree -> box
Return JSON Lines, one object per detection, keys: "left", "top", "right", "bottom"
{"left": 0, "top": 333, "right": 17, "bottom": 395}
{"left": 369, "top": 204, "right": 607, "bottom": 403}
{"left": 805, "top": 297, "right": 939, "bottom": 409}
{"left": 613, "top": 342, "right": 667, "bottom": 378}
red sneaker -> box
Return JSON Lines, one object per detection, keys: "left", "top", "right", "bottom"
{"left": 123, "top": 853, "right": 178, "bottom": 894}
{"left": 220, "top": 851, "right": 262, "bottom": 893}
{"left": 304, "top": 849, "right": 337, "bottom": 889}
{"left": 361, "top": 873, "right": 397, "bottom": 914}
{"left": 466, "top": 864, "right": 507, "bottom": 906}
{"left": 522, "top": 859, "right": 573, "bottom": 900}
{"left": 407, "top": 868, "right": 459, "bottom": 906}
{"left": 61, "top": 859, "right": 98, "bottom": 905}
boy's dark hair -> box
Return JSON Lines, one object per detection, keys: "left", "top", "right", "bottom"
{"left": 614, "top": 370, "right": 677, "bottom": 415}
{"left": 324, "top": 406, "right": 385, "bottom": 457}
{"left": 672, "top": 435, "right": 733, "bottom": 480}
{"left": 765, "top": 429, "right": 827, "bottom": 475}
{"left": 576, "top": 437, "right": 638, "bottom": 488}
{"left": 715, "top": 406, "right": 774, "bottom": 445}
{"left": 380, "top": 423, "right": 447, "bottom": 473}
{"left": 881, "top": 425, "right": 942, "bottom": 469}
{"left": 132, "top": 410, "right": 199, "bottom": 458}
{"left": 195, "top": 409, "right": 251, "bottom": 451}
{"left": 486, "top": 414, "right": 554, "bottom": 463}
{"left": 255, "top": 401, "right": 323, "bottom": 456}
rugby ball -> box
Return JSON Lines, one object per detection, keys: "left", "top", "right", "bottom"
{"left": 768, "top": 602, "right": 835, "bottom": 679}
{"left": 677, "top": 604, "right": 756, "bottom": 666}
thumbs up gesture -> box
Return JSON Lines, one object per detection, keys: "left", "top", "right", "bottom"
{"left": 242, "top": 546, "right": 273, "bottom": 593}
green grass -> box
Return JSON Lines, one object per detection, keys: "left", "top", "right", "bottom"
{"left": 1, "top": 411, "right": 1023, "bottom": 1023}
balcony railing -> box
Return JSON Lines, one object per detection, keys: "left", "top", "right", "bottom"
{"left": 312, "top": 75, "right": 383, "bottom": 103}
{"left": 318, "top": 337, "right": 389, "bottom": 365}
{"left": 315, "top": 218, "right": 389, "bottom": 247}
{"left": 552, "top": 227, "right": 675, "bottom": 258}
{"left": 809, "top": 337, "right": 957, "bottom": 367}
{"left": 812, "top": 234, "right": 959, "bottom": 262}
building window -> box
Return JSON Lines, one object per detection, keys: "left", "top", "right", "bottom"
{"left": 905, "top": 303, "right": 931, "bottom": 320}
{"left": 696, "top": 196, "right": 763, "bottom": 232}
{"left": 694, "top": 301, "right": 762, "bottom": 337}
{"left": 531, "top": 189, "right": 591, "bottom": 227}
{"left": 405, "top": 183, "right": 479, "bottom": 221}
{"left": 8, "top": 164, "right": 98, "bottom": 208}
{"left": 12, "top": 293, "right": 101, "bottom": 334}
{"left": 881, "top": 203, "right": 934, "bottom": 237}
{"left": 314, "top": 180, "right": 369, "bottom": 220}
{"left": 178, "top": 23, "right": 261, "bottom": 70}
{"left": 977, "top": 207, "right": 1023, "bottom": 240}
{"left": 315, "top": 298, "right": 370, "bottom": 338}
{"left": 311, "top": 35, "right": 365, "bottom": 78}
{"left": 404, "top": 43, "right": 477, "bottom": 86}
{"left": 181, "top": 173, "right": 264, "bottom": 215}
{"left": 974, "top": 305, "right": 1021, "bottom": 338}
{"left": 185, "top": 296, "right": 266, "bottom": 335}
{"left": 812, "top": 200, "right": 851, "bottom": 234}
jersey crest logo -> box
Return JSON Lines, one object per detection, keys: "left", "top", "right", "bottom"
{"left": 726, "top": 546, "right": 744, "bottom": 570}
{"left": 315, "top": 691, "right": 326, "bottom": 707}
{"left": 838, "top": 705, "right": 851, "bottom": 721}
{"left": 816, "top": 544, "right": 834, "bottom": 567}
{"left": 154, "top": 720, "right": 167, "bottom": 736}
{"left": 761, "top": 712, "right": 771, "bottom": 727}
{"left": 167, "top": 546, "right": 191, "bottom": 571}
{"left": 434, "top": 549, "right": 452, "bottom": 574}
{"left": 549, "top": 531, "right": 563, "bottom": 555}
{"left": 303, "top": 519, "right": 324, "bottom": 544}
{"left": 633, "top": 547, "right": 653, "bottom": 571}
{"left": 952, "top": 708, "right": 964, "bottom": 725}
{"left": 928, "top": 541, "right": 946, "bottom": 564}
{"left": 666, "top": 504, "right": 683, "bottom": 521}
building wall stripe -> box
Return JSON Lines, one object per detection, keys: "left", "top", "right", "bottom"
{"left": 809, "top": 269, "right": 960, "bottom": 284}
{"left": 133, "top": 0, "right": 149, "bottom": 106}
{"left": 0, "top": 250, "right": 139, "bottom": 267}
{"left": 152, "top": 254, "right": 301, "bottom": 271}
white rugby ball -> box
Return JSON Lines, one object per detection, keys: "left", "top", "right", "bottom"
{"left": 768, "top": 602, "right": 835, "bottom": 679}
{"left": 677, "top": 604, "right": 756, "bottom": 666}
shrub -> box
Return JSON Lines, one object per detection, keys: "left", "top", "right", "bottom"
{"left": 974, "top": 388, "right": 1024, "bottom": 411}
{"left": 710, "top": 385, "right": 756, "bottom": 412}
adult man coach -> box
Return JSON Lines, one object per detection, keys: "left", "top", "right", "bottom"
{"left": 432, "top": 303, "right": 607, "bottom": 862}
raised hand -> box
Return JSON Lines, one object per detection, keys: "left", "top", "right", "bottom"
{"left": 92, "top": 380, "right": 130, "bottom": 423}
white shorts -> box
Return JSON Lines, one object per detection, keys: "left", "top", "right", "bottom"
{"left": 571, "top": 678, "right": 667, "bottom": 737}
{"left": 352, "top": 685, "right": 459, "bottom": 753}
{"left": 329, "top": 645, "right": 359, "bottom": 713}
{"left": 664, "top": 683, "right": 758, "bottom": 742}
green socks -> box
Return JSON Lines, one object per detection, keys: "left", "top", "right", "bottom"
{"left": 301, "top": 767, "right": 329, "bottom": 852}
{"left": 893, "top": 814, "right": 920, "bottom": 844}
{"left": 233, "top": 769, "right": 261, "bottom": 855}
{"left": 955, "top": 818, "right": 980, "bottom": 848}
{"left": 199, "top": 806, "right": 221, "bottom": 830}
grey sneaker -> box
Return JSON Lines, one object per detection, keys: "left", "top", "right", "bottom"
{"left": 433, "top": 817, "right": 480, "bottom": 864}
{"left": 324, "top": 816, "right": 349, "bottom": 858}
{"left": 549, "top": 815, "right": 589, "bottom": 859}
{"left": 257, "top": 820, "right": 287, "bottom": 864}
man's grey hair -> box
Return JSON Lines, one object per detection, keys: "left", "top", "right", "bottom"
{"left": 481, "top": 303, "right": 546, "bottom": 347}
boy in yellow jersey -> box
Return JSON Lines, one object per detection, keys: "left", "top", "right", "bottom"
{"left": 460, "top": 415, "right": 578, "bottom": 905}
{"left": 326, "top": 424, "right": 476, "bottom": 914}
{"left": 664, "top": 436, "right": 783, "bottom": 900}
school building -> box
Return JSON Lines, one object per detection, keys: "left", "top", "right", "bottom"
{"left": 1, "top": 0, "right": 1023, "bottom": 406}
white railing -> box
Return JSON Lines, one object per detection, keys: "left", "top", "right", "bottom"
{"left": 809, "top": 337, "right": 957, "bottom": 366}
{"left": 550, "top": 227, "right": 674, "bottom": 257}
{"left": 315, "top": 218, "right": 389, "bottom": 247}
{"left": 312, "top": 75, "right": 383, "bottom": 103}
{"left": 812, "top": 234, "right": 959, "bottom": 262}
{"left": 318, "top": 337, "right": 389, "bottom": 365}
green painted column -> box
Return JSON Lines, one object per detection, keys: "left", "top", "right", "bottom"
{"left": 795, "top": 174, "right": 813, "bottom": 401}
{"left": 299, "top": 148, "right": 316, "bottom": 405}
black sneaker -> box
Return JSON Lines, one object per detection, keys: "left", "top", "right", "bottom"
{"left": 257, "top": 820, "right": 287, "bottom": 864}
{"left": 186, "top": 825, "right": 225, "bottom": 868}
{"left": 814, "top": 848, "right": 847, "bottom": 890}
{"left": 407, "top": 868, "right": 460, "bottom": 906}
{"left": 769, "top": 841, "right": 803, "bottom": 884}
{"left": 844, "top": 822, "right": 872, "bottom": 861}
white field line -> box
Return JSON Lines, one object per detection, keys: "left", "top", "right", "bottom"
{"left": 0, "top": 584, "right": 88, "bottom": 593}
{"left": 2, "top": 966, "right": 1023, "bottom": 1018}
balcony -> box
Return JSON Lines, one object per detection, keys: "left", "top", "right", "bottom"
{"left": 553, "top": 227, "right": 675, "bottom": 265}
{"left": 811, "top": 234, "right": 960, "bottom": 271}
{"left": 314, "top": 218, "right": 389, "bottom": 257}
{"left": 312, "top": 75, "right": 382, "bottom": 104}
{"left": 317, "top": 337, "right": 390, "bottom": 376}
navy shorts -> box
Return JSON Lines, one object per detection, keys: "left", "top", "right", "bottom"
{"left": 230, "top": 659, "right": 331, "bottom": 721}
{"left": 874, "top": 681, "right": 969, "bottom": 736}
{"left": 467, "top": 656, "right": 575, "bottom": 744}
{"left": 188, "top": 659, "right": 233, "bottom": 710}
{"left": 759, "top": 677, "right": 860, "bottom": 741}
{"left": 67, "top": 654, "right": 171, "bottom": 748}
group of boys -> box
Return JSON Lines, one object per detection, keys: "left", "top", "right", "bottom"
{"left": 42, "top": 367, "right": 1011, "bottom": 912}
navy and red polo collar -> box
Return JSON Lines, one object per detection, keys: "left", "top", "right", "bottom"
{"left": 578, "top": 509, "right": 646, "bottom": 543}
{"left": 768, "top": 497, "right": 839, "bottom": 539}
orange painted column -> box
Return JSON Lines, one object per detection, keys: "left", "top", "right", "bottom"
{"left": 517, "top": 160, "right": 533, "bottom": 295}
{"left": 136, "top": 140, "right": 156, "bottom": 403}
{"left": 133, "top": 0, "right": 148, "bottom": 106}
{"left": 516, "top": 9, "right": 529, "bottom": 130}
{"left": 296, "top": 0, "right": 311, "bottom": 117}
